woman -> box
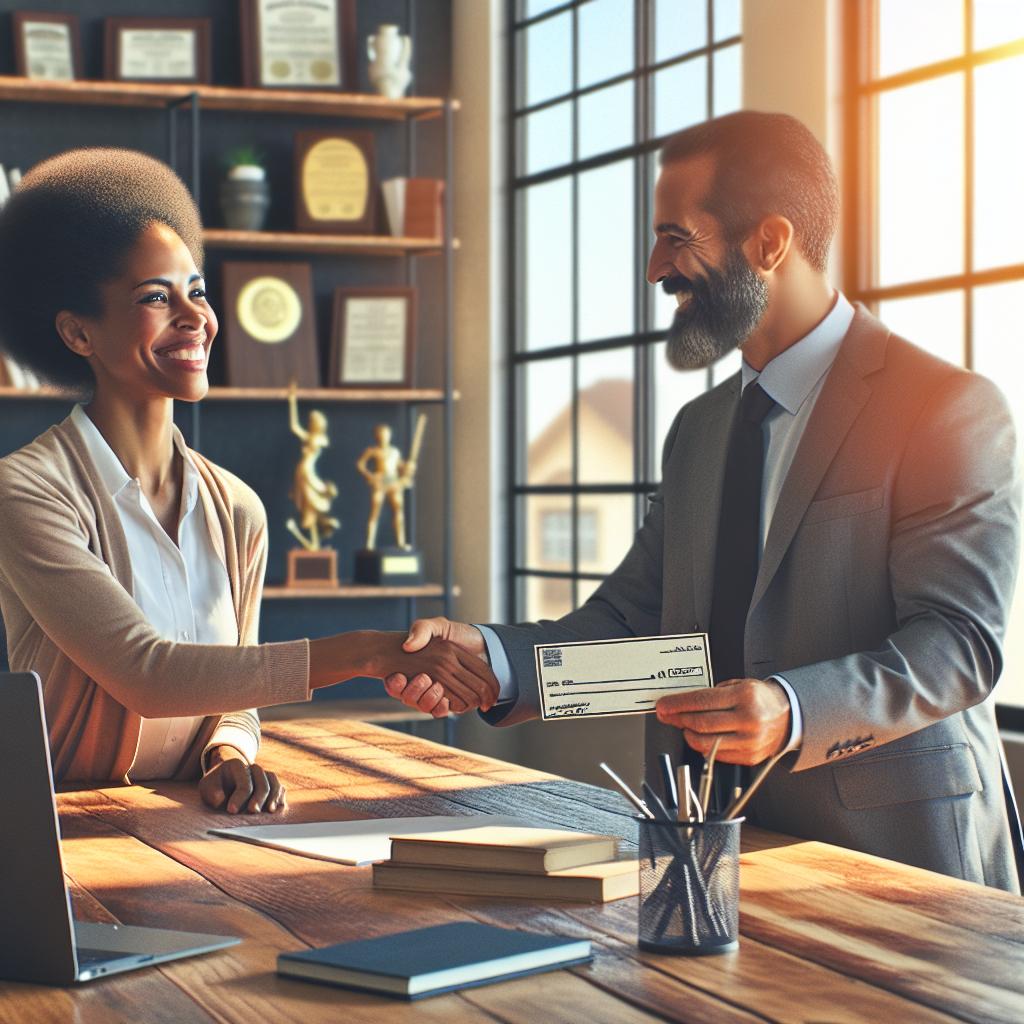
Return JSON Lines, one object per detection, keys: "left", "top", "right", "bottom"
{"left": 0, "top": 149, "right": 496, "bottom": 814}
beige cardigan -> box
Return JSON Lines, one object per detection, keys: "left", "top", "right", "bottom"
{"left": 0, "top": 415, "right": 310, "bottom": 782}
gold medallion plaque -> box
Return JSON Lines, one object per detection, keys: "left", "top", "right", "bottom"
{"left": 302, "top": 138, "right": 368, "bottom": 221}
{"left": 236, "top": 275, "right": 302, "bottom": 344}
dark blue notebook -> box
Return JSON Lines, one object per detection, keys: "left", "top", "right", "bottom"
{"left": 276, "top": 922, "right": 592, "bottom": 999}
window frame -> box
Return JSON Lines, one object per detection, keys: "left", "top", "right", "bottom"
{"left": 843, "top": 0, "right": 1024, "bottom": 362}
{"left": 507, "top": 0, "right": 742, "bottom": 620}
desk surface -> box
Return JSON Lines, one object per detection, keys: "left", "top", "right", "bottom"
{"left": 5, "top": 718, "right": 1024, "bottom": 1023}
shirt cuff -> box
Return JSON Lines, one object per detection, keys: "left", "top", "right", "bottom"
{"left": 769, "top": 674, "right": 803, "bottom": 752}
{"left": 473, "top": 625, "right": 518, "bottom": 703}
{"left": 203, "top": 715, "right": 260, "bottom": 771}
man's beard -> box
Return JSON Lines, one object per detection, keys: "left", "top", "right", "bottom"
{"left": 663, "top": 247, "right": 769, "bottom": 371}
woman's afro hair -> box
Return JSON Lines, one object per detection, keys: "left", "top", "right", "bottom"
{"left": 0, "top": 148, "right": 203, "bottom": 390}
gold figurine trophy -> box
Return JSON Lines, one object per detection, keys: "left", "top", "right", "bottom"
{"left": 285, "top": 381, "right": 340, "bottom": 588}
{"left": 353, "top": 413, "right": 427, "bottom": 585}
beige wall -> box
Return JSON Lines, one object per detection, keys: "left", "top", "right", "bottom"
{"left": 450, "top": 0, "right": 506, "bottom": 626}
{"left": 741, "top": 0, "right": 846, "bottom": 283}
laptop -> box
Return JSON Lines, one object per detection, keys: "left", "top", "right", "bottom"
{"left": 0, "top": 672, "right": 240, "bottom": 984}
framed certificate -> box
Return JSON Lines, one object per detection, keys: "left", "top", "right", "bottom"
{"left": 104, "top": 18, "right": 212, "bottom": 84}
{"left": 222, "top": 262, "right": 320, "bottom": 388}
{"left": 239, "top": 0, "right": 357, "bottom": 91}
{"left": 294, "top": 130, "right": 376, "bottom": 235}
{"left": 329, "top": 287, "right": 417, "bottom": 389}
{"left": 13, "top": 12, "right": 82, "bottom": 81}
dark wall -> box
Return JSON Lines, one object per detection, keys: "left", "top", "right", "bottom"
{"left": 0, "top": 0, "right": 452, "bottom": 697}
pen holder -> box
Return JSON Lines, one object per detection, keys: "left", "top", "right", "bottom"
{"left": 636, "top": 816, "right": 743, "bottom": 955}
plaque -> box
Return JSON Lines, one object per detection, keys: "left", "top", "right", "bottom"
{"left": 14, "top": 13, "right": 81, "bottom": 81}
{"left": 239, "top": 0, "right": 357, "bottom": 91}
{"left": 104, "top": 18, "right": 211, "bottom": 84}
{"left": 294, "top": 130, "right": 376, "bottom": 235}
{"left": 329, "top": 287, "right": 417, "bottom": 389}
{"left": 222, "top": 262, "right": 319, "bottom": 388}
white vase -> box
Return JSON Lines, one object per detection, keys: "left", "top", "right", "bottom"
{"left": 367, "top": 25, "right": 412, "bottom": 99}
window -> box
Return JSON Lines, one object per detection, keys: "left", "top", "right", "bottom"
{"left": 541, "top": 510, "right": 598, "bottom": 563}
{"left": 847, "top": 0, "right": 1024, "bottom": 699}
{"left": 510, "top": 0, "right": 742, "bottom": 619}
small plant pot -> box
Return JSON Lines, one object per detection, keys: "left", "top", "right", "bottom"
{"left": 219, "top": 175, "right": 270, "bottom": 231}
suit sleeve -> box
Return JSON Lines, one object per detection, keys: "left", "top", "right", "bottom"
{"left": 785, "top": 372, "right": 1021, "bottom": 770}
{"left": 480, "top": 406, "right": 687, "bottom": 726}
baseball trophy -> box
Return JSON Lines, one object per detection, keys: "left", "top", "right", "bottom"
{"left": 353, "top": 413, "right": 426, "bottom": 585}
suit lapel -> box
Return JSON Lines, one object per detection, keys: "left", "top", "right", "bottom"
{"left": 749, "top": 309, "right": 885, "bottom": 612}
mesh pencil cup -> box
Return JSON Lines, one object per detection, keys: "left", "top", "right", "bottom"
{"left": 636, "top": 816, "right": 743, "bottom": 955}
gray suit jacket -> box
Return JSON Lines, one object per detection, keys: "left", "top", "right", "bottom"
{"left": 485, "top": 307, "right": 1022, "bottom": 891}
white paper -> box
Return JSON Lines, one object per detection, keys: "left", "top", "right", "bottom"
{"left": 23, "top": 21, "right": 74, "bottom": 81}
{"left": 209, "top": 814, "right": 536, "bottom": 866}
{"left": 119, "top": 30, "right": 196, "bottom": 80}
{"left": 341, "top": 297, "right": 407, "bottom": 383}
{"left": 536, "top": 634, "right": 712, "bottom": 720}
{"left": 258, "top": 0, "right": 340, "bottom": 87}
{"left": 381, "top": 177, "right": 407, "bottom": 237}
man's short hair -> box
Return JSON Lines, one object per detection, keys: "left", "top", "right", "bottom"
{"left": 660, "top": 111, "right": 838, "bottom": 273}
{"left": 0, "top": 148, "right": 203, "bottom": 390}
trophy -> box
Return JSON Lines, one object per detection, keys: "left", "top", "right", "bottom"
{"left": 285, "top": 381, "right": 340, "bottom": 587}
{"left": 354, "top": 414, "right": 426, "bottom": 585}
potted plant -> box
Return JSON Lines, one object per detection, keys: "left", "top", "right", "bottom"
{"left": 219, "top": 146, "right": 270, "bottom": 231}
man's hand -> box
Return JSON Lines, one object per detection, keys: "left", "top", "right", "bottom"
{"left": 198, "top": 746, "right": 286, "bottom": 814}
{"left": 655, "top": 678, "right": 791, "bottom": 765}
{"left": 384, "top": 618, "right": 490, "bottom": 718}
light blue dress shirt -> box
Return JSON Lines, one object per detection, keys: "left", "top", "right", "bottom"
{"left": 477, "top": 292, "right": 857, "bottom": 753}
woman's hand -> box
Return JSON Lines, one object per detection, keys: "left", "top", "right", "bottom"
{"left": 199, "top": 745, "right": 286, "bottom": 814}
{"left": 366, "top": 632, "right": 500, "bottom": 713}
{"left": 308, "top": 630, "right": 500, "bottom": 713}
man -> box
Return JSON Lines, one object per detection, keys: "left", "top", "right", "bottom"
{"left": 388, "top": 111, "right": 1023, "bottom": 892}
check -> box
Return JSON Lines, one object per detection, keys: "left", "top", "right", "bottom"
{"left": 535, "top": 634, "right": 712, "bottom": 720}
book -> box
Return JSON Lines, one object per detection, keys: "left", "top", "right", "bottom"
{"left": 209, "top": 814, "right": 533, "bottom": 866}
{"left": 388, "top": 826, "right": 620, "bottom": 874}
{"left": 276, "top": 922, "right": 591, "bottom": 999}
{"left": 372, "top": 859, "right": 640, "bottom": 903}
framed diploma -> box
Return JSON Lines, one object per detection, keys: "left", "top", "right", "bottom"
{"left": 329, "top": 287, "right": 417, "bottom": 390}
{"left": 222, "top": 262, "right": 320, "bottom": 388}
{"left": 294, "top": 130, "right": 376, "bottom": 235}
{"left": 239, "top": 0, "right": 357, "bottom": 91}
{"left": 104, "top": 18, "right": 212, "bottom": 84}
{"left": 13, "top": 13, "right": 82, "bottom": 81}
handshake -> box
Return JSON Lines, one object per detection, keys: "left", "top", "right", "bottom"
{"left": 379, "top": 617, "right": 494, "bottom": 717}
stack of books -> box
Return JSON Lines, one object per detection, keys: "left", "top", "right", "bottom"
{"left": 372, "top": 826, "right": 639, "bottom": 903}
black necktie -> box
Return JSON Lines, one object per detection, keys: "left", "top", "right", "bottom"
{"left": 709, "top": 381, "right": 777, "bottom": 686}
{"left": 684, "top": 381, "right": 775, "bottom": 815}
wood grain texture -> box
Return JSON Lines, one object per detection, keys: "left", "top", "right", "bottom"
{"left": 204, "top": 229, "right": 447, "bottom": 257}
{"left": 0, "top": 74, "right": 446, "bottom": 118}
{"left": 12, "top": 717, "right": 1021, "bottom": 1024}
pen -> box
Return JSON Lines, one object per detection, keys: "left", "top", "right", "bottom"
{"left": 721, "top": 749, "right": 787, "bottom": 819}
{"left": 678, "top": 765, "right": 691, "bottom": 821}
{"left": 698, "top": 736, "right": 723, "bottom": 816}
{"left": 659, "top": 753, "right": 678, "bottom": 811}
{"left": 677, "top": 764, "right": 702, "bottom": 823}
{"left": 642, "top": 780, "right": 674, "bottom": 822}
{"left": 599, "top": 761, "right": 655, "bottom": 819}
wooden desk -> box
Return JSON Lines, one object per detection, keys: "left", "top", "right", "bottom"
{"left": 4, "top": 719, "right": 1023, "bottom": 1023}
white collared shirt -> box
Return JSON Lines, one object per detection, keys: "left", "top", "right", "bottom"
{"left": 70, "top": 404, "right": 258, "bottom": 779}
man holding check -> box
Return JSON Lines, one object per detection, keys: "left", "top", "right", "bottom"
{"left": 387, "top": 111, "right": 1024, "bottom": 892}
